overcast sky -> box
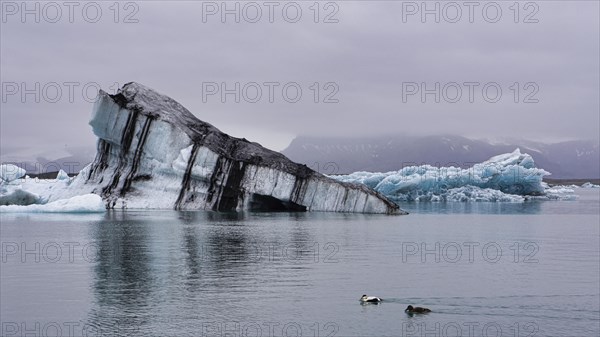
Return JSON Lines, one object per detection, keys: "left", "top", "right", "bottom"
{"left": 1, "top": 0, "right": 598, "bottom": 161}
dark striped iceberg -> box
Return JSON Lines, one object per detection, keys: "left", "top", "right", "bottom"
{"left": 78, "top": 82, "right": 404, "bottom": 214}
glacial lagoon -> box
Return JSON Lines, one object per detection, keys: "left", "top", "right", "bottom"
{"left": 1, "top": 189, "right": 599, "bottom": 336}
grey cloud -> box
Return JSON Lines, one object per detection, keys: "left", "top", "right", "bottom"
{"left": 1, "top": 1, "right": 598, "bottom": 160}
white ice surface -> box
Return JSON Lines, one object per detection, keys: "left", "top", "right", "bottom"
{"left": 56, "top": 169, "right": 70, "bottom": 180}
{"left": 0, "top": 194, "right": 104, "bottom": 213}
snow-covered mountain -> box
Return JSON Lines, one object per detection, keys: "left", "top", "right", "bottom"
{"left": 0, "top": 146, "right": 95, "bottom": 175}
{"left": 281, "top": 135, "right": 599, "bottom": 179}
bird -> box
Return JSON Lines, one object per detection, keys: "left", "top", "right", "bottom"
{"left": 360, "top": 294, "right": 382, "bottom": 303}
{"left": 405, "top": 305, "right": 431, "bottom": 314}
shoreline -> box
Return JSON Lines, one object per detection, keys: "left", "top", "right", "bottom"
{"left": 543, "top": 178, "right": 600, "bottom": 186}
{"left": 22, "top": 172, "right": 600, "bottom": 187}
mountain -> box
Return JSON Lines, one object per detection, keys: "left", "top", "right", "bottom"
{"left": 281, "top": 135, "right": 599, "bottom": 179}
{"left": 0, "top": 146, "right": 95, "bottom": 175}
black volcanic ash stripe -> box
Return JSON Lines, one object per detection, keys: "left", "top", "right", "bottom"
{"left": 216, "top": 161, "right": 247, "bottom": 212}
{"left": 87, "top": 139, "right": 111, "bottom": 181}
{"left": 102, "top": 109, "right": 140, "bottom": 198}
{"left": 121, "top": 116, "right": 154, "bottom": 196}
{"left": 175, "top": 144, "right": 200, "bottom": 210}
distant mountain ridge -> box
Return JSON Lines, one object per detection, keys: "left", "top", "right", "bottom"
{"left": 0, "top": 146, "right": 95, "bottom": 175}
{"left": 281, "top": 135, "right": 600, "bottom": 179}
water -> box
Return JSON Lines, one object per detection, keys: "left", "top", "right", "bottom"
{"left": 1, "top": 190, "right": 599, "bottom": 337}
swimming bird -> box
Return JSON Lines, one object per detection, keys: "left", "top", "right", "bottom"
{"left": 405, "top": 305, "right": 431, "bottom": 313}
{"left": 360, "top": 295, "right": 382, "bottom": 303}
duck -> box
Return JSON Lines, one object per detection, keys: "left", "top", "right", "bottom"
{"left": 360, "top": 295, "right": 382, "bottom": 303}
{"left": 405, "top": 305, "right": 431, "bottom": 314}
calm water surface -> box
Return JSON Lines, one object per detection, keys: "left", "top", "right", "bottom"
{"left": 1, "top": 190, "right": 599, "bottom": 337}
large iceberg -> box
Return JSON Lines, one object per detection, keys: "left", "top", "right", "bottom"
{"left": 46, "top": 82, "right": 403, "bottom": 214}
{"left": 332, "top": 149, "right": 554, "bottom": 202}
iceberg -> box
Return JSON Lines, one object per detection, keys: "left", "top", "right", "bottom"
{"left": 0, "top": 194, "right": 104, "bottom": 213}
{"left": 0, "top": 164, "right": 25, "bottom": 183}
{"left": 581, "top": 182, "right": 600, "bottom": 189}
{"left": 444, "top": 186, "right": 526, "bottom": 202}
{"left": 543, "top": 186, "right": 578, "bottom": 200}
{"left": 58, "top": 82, "right": 403, "bottom": 214}
{"left": 0, "top": 189, "right": 40, "bottom": 206}
{"left": 0, "top": 164, "right": 40, "bottom": 206}
{"left": 332, "top": 149, "right": 553, "bottom": 202}
{"left": 56, "top": 169, "right": 70, "bottom": 180}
